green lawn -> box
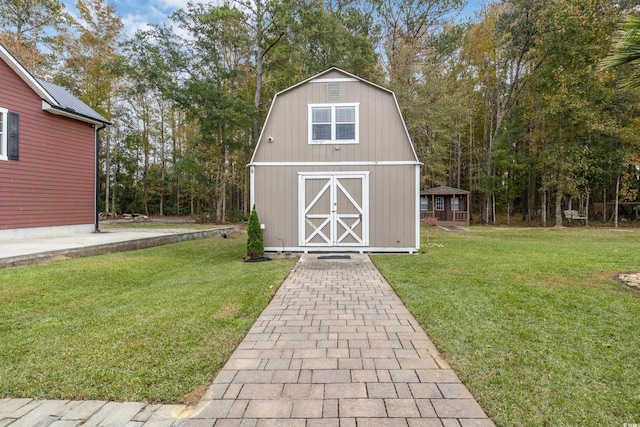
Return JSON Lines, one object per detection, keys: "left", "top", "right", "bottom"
{"left": 0, "top": 233, "right": 295, "bottom": 403}
{"left": 373, "top": 227, "right": 640, "bottom": 427}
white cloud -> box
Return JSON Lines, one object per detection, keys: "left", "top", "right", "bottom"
{"left": 121, "top": 13, "right": 156, "bottom": 36}
{"left": 159, "top": 0, "right": 211, "bottom": 9}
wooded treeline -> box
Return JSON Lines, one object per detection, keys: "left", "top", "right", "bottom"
{"left": 2, "top": 0, "right": 640, "bottom": 225}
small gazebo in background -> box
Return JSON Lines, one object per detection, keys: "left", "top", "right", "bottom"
{"left": 420, "top": 186, "right": 470, "bottom": 226}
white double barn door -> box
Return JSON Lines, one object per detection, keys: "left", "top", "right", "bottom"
{"left": 298, "top": 172, "right": 369, "bottom": 248}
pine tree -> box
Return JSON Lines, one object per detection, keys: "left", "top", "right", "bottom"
{"left": 246, "top": 205, "right": 264, "bottom": 260}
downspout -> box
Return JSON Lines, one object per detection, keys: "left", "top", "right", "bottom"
{"left": 95, "top": 123, "right": 107, "bottom": 232}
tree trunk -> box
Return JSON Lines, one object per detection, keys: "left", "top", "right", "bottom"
{"left": 527, "top": 169, "right": 536, "bottom": 222}
{"left": 554, "top": 190, "right": 563, "bottom": 227}
{"left": 541, "top": 187, "right": 547, "bottom": 227}
{"left": 614, "top": 173, "right": 620, "bottom": 227}
{"left": 456, "top": 132, "right": 461, "bottom": 188}
{"left": 142, "top": 105, "right": 150, "bottom": 216}
{"left": 252, "top": 0, "right": 263, "bottom": 146}
{"left": 585, "top": 192, "right": 589, "bottom": 227}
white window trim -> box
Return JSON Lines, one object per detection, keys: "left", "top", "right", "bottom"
{"left": 308, "top": 103, "right": 359, "bottom": 144}
{"left": 451, "top": 196, "right": 460, "bottom": 211}
{"left": 0, "top": 107, "right": 7, "bottom": 161}
{"left": 435, "top": 197, "right": 444, "bottom": 211}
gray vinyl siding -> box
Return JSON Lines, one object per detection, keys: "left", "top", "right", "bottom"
{"left": 252, "top": 68, "right": 419, "bottom": 252}
{"left": 254, "top": 78, "right": 415, "bottom": 163}
{"left": 253, "top": 164, "right": 416, "bottom": 249}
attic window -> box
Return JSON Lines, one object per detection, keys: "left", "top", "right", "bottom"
{"left": 308, "top": 103, "right": 359, "bottom": 144}
{"left": 327, "top": 83, "right": 340, "bottom": 100}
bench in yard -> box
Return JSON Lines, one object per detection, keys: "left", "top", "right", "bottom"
{"left": 564, "top": 210, "right": 587, "bottom": 221}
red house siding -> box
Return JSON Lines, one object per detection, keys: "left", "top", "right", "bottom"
{"left": 0, "top": 59, "right": 95, "bottom": 232}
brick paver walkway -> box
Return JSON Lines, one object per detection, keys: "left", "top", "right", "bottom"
{"left": 186, "top": 254, "right": 495, "bottom": 427}
{"left": 0, "top": 254, "right": 495, "bottom": 427}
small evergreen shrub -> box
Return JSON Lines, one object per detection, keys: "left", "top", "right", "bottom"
{"left": 246, "top": 205, "right": 264, "bottom": 260}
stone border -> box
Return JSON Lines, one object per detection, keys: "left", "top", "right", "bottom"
{"left": 0, "top": 227, "right": 234, "bottom": 269}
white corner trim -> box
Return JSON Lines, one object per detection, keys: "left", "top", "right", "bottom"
{"left": 415, "top": 165, "right": 421, "bottom": 250}
{"left": 250, "top": 165, "right": 256, "bottom": 209}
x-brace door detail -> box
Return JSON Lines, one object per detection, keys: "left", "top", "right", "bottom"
{"left": 299, "top": 173, "right": 368, "bottom": 247}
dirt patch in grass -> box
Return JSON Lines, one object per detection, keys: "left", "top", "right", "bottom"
{"left": 214, "top": 303, "right": 240, "bottom": 320}
{"left": 181, "top": 382, "right": 209, "bottom": 406}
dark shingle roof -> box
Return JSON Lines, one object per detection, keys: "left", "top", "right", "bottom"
{"left": 36, "top": 78, "right": 110, "bottom": 125}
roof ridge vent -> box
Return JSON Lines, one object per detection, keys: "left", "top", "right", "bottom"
{"left": 327, "top": 82, "right": 340, "bottom": 100}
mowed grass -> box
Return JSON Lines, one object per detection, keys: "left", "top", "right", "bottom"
{"left": 373, "top": 227, "right": 640, "bottom": 427}
{"left": 0, "top": 233, "right": 295, "bottom": 403}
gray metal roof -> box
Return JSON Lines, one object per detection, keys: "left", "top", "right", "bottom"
{"left": 421, "top": 186, "right": 470, "bottom": 196}
{"left": 36, "top": 78, "right": 110, "bottom": 125}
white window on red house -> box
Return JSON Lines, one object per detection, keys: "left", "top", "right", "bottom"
{"left": 0, "top": 107, "right": 6, "bottom": 160}
{"left": 435, "top": 197, "right": 444, "bottom": 211}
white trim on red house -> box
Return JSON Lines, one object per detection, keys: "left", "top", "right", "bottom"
{"left": 0, "top": 107, "right": 7, "bottom": 161}
{"left": 0, "top": 44, "right": 57, "bottom": 105}
{"left": 42, "top": 101, "right": 107, "bottom": 126}
{"left": 0, "top": 44, "right": 109, "bottom": 127}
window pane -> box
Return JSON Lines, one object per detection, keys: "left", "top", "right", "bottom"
{"left": 335, "top": 106, "right": 355, "bottom": 123}
{"left": 312, "top": 107, "right": 331, "bottom": 123}
{"left": 312, "top": 124, "right": 331, "bottom": 140}
{"left": 336, "top": 124, "right": 355, "bottom": 140}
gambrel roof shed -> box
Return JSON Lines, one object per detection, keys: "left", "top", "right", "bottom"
{"left": 0, "top": 44, "right": 110, "bottom": 240}
{"left": 250, "top": 67, "right": 421, "bottom": 253}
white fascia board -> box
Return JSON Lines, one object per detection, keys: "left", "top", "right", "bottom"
{"left": 0, "top": 45, "right": 58, "bottom": 105}
{"left": 310, "top": 77, "right": 358, "bottom": 83}
{"left": 42, "top": 101, "right": 105, "bottom": 126}
{"left": 248, "top": 161, "right": 421, "bottom": 167}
